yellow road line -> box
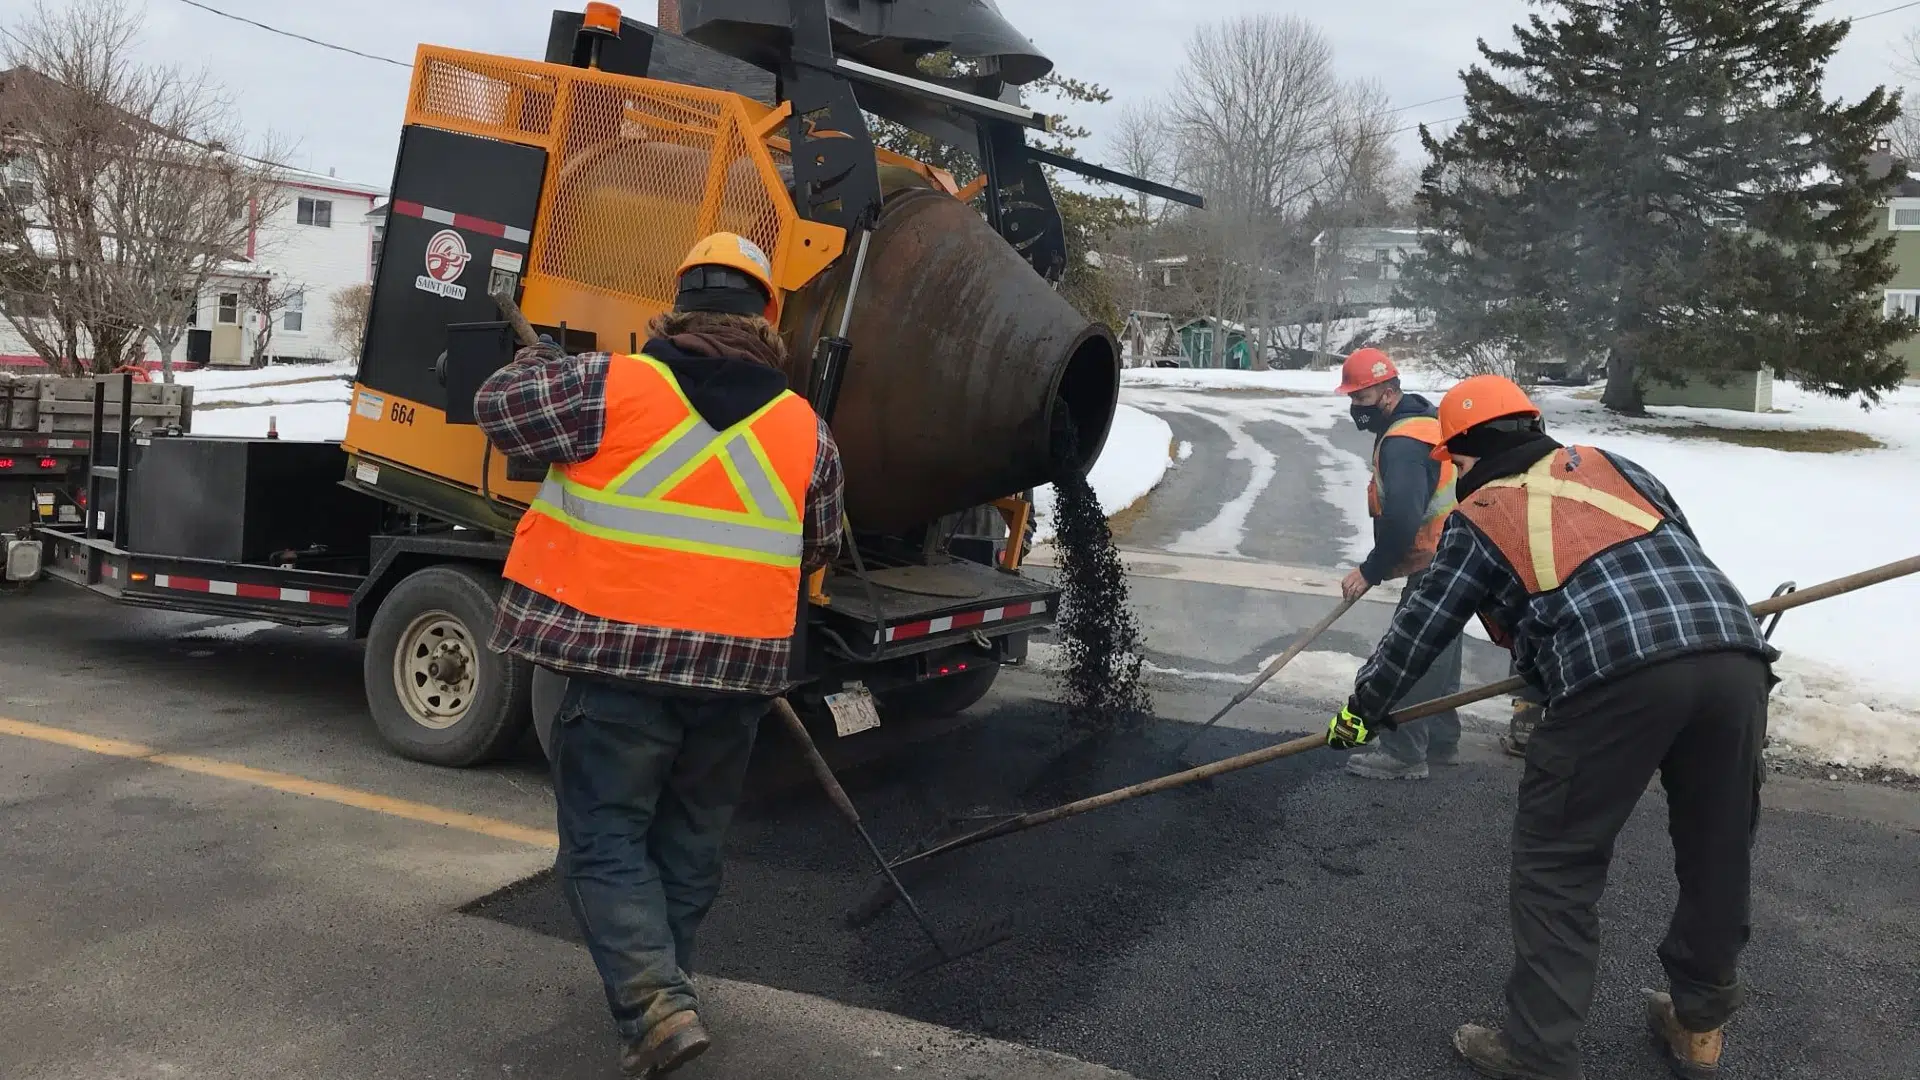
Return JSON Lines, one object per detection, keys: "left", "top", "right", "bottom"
{"left": 0, "top": 716, "right": 558, "bottom": 849}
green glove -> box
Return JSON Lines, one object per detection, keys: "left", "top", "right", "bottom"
{"left": 1327, "top": 704, "right": 1376, "bottom": 750}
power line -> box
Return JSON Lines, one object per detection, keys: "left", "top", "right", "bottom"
{"left": 166, "top": 0, "right": 411, "bottom": 69}
{"left": 1848, "top": 0, "right": 1920, "bottom": 20}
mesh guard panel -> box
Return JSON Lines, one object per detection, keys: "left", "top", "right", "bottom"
{"left": 404, "top": 46, "right": 831, "bottom": 315}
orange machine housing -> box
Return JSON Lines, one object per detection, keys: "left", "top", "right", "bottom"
{"left": 343, "top": 45, "right": 847, "bottom": 510}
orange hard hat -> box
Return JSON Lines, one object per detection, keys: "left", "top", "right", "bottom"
{"left": 676, "top": 232, "right": 780, "bottom": 321}
{"left": 1336, "top": 348, "right": 1399, "bottom": 394}
{"left": 1432, "top": 374, "right": 1542, "bottom": 460}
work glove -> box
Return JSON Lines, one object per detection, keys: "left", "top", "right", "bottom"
{"left": 1327, "top": 697, "right": 1394, "bottom": 750}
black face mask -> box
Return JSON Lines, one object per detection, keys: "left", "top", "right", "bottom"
{"left": 1351, "top": 403, "right": 1388, "bottom": 432}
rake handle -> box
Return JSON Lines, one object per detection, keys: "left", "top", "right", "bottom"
{"left": 888, "top": 552, "right": 1920, "bottom": 871}
{"left": 492, "top": 289, "right": 541, "bottom": 350}
{"left": 771, "top": 698, "right": 861, "bottom": 824}
{"left": 769, "top": 698, "right": 953, "bottom": 958}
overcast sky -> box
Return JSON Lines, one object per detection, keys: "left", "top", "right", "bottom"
{"left": 101, "top": 0, "right": 1920, "bottom": 192}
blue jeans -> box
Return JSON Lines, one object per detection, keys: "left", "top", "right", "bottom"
{"left": 1376, "top": 571, "right": 1464, "bottom": 765}
{"left": 549, "top": 677, "right": 768, "bottom": 1042}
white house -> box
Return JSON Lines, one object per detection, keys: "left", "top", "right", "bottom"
{"left": 0, "top": 162, "right": 384, "bottom": 370}
{"left": 164, "top": 167, "right": 385, "bottom": 368}
{"left": 1310, "top": 226, "right": 1430, "bottom": 310}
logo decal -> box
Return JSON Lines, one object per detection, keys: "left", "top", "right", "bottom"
{"left": 734, "top": 235, "right": 772, "bottom": 276}
{"left": 415, "top": 228, "right": 471, "bottom": 300}
{"left": 1370, "top": 361, "right": 1389, "bottom": 378}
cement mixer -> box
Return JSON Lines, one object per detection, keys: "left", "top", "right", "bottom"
{"left": 20, "top": 0, "right": 1199, "bottom": 768}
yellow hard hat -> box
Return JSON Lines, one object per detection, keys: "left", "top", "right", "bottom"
{"left": 676, "top": 232, "right": 779, "bottom": 321}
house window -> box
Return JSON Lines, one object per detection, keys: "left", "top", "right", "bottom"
{"left": 297, "top": 197, "right": 332, "bottom": 228}
{"left": 283, "top": 290, "right": 305, "bottom": 332}
{"left": 217, "top": 292, "right": 239, "bottom": 324}
{"left": 1886, "top": 290, "right": 1920, "bottom": 320}
{"left": 1, "top": 154, "right": 34, "bottom": 206}
{"left": 1891, "top": 207, "right": 1920, "bottom": 230}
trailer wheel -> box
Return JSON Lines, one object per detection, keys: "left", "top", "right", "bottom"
{"left": 878, "top": 662, "right": 1000, "bottom": 720}
{"left": 365, "top": 565, "right": 531, "bottom": 767}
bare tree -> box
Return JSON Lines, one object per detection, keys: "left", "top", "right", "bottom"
{"left": 1, "top": 0, "right": 287, "bottom": 379}
{"left": 330, "top": 282, "right": 372, "bottom": 362}
{"left": 1891, "top": 28, "right": 1920, "bottom": 162}
{"left": 1168, "top": 14, "right": 1342, "bottom": 365}
{"left": 240, "top": 275, "right": 304, "bottom": 367}
{"left": 1309, "top": 79, "right": 1399, "bottom": 366}
{"left": 1106, "top": 103, "right": 1174, "bottom": 318}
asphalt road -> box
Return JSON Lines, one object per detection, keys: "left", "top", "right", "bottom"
{"left": 4, "top": 388, "right": 1919, "bottom": 1079}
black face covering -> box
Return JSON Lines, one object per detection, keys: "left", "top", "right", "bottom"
{"left": 1351, "top": 403, "right": 1388, "bottom": 432}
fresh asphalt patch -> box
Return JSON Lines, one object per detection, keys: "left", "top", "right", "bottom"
{"left": 466, "top": 697, "right": 1920, "bottom": 1080}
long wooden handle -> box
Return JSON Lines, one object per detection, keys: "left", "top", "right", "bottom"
{"left": 492, "top": 289, "right": 540, "bottom": 349}
{"left": 771, "top": 698, "right": 861, "bottom": 824}
{"left": 889, "top": 552, "right": 1920, "bottom": 870}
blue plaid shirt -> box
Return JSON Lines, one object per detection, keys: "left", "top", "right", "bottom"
{"left": 1352, "top": 449, "right": 1773, "bottom": 717}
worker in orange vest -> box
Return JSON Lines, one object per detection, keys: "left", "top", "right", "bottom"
{"left": 1335, "top": 347, "right": 1463, "bottom": 780}
{"left": 477, "top": 232, "right": 845, "bottom": 1077}
{"left": 1327, "top": 375, "right": 1775, "bottom": 1080}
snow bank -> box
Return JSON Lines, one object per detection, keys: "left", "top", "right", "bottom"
{"left": 1031, "top": 402, "right": 1174, "bottom": 544}
{"left": 1768, "top": 655, "right": 1920, "bottom": 774}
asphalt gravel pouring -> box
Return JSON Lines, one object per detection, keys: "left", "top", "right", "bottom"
{"left": 469, "top": 695, "right": 1920, "bottom": 1080}
{"left": 1047, "top": 421, "right": 1153, "bottom": 731}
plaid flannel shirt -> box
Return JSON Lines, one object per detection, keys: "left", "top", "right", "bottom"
{"left": 474, "top": 344, "right": 844, "bottom": 696}
{"left": 1352, "top": 449, "right": 1773, "bottom": 720}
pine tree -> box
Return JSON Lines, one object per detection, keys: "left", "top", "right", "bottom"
{"left": 1397, "top": 0, "right": 1914, "bottom": 413}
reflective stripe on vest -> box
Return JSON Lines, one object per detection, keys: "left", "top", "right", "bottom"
{"left": 525, "top": 384, "right": 803, "bottom": 568}
{"left": 1366, "top": 414, "right": 1459, "bottom": 579}
{"left": 1459, "top": 446, "right": 1664, "bottom": 593}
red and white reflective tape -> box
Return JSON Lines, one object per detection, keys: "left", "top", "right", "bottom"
{"left": 879, "top": 600, "right": 1048, "bottom": 644}
{"left": 151, "top": 574, "right": 352, "bottom": 609}
{"left": 0, "top": 435, "right": 86, "bottom": 450}
{"left": 390, "top": 199, "right": 532, "bottom": 244}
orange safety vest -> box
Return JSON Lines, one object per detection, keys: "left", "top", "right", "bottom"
{"left": 1456, "top": 445, "right": 1667, "bottom": 644}
{"left": 1366, "top": 414, "right": 1459, "bottom": 579}
{"left": 503, "top": 352, "right": 820, "bottom": 640}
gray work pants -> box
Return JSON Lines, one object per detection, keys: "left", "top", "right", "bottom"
{"left": 1375, "top": 571, "right": 1463, "bottom": 764}
{"left": 1504, "top": 650, "right": 1769, "bottom": 1077}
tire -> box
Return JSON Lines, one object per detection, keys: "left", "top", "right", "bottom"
{"left": 877, "top": 663, "right": 1000, "bottom": 720}
{"left": 364, "top": 564, "right": 532, "bottom": 767}
{"left": 531, "top": 665, "right": 570, "bottom": 762}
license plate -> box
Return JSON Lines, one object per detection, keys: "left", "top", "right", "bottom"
{"left": 825, "top": 683, "right": 881, "bottom": 738}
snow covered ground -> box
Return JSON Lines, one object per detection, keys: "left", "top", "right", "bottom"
{"left": 1030, "top": 403, "right": 1175, "bottom": 544}
{"left": 1121, "top": 362, "right": 1920, "bottom": 774}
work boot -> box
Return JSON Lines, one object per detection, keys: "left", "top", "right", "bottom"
{"left": 620, "top": 1011, "right": 711, "bottom": 1077}
{"left": 1345, "top": 750, "right": 1427, "bottom": 780}
{"left": 1452, "top": 1023, "right": 1579, "bottom": 1080}
{"left": 1646, "top": 992, "right": 1723, "bottom": 1079}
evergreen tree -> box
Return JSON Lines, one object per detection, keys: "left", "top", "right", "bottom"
{"left": 1397, "top": 0, "right": 1913, "bottom": 413}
